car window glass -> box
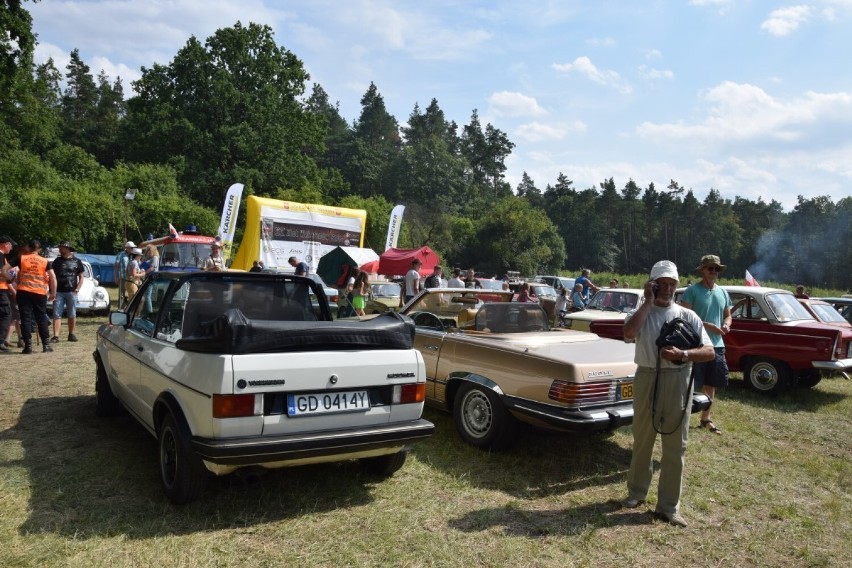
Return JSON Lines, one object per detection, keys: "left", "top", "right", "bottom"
{"left": 156, "top": 281, "right": 187, "bottom": 342}
{"left": 766, "top": 293, "right": 812, "bottom": 322}
{"left": 811, "top": 303, "right": 846, "bottom": 323}
{"left": 129, "top": 279, "right": 171, "bottom": 336}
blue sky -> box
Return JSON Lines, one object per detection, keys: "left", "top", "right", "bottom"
{"left": 30, "top": 0, "right": 852, "bottom": 211}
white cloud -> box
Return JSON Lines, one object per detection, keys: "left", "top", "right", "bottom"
{"left": 514, "top": 120, "right": 586, "bottom": 143}
{"left": 552, "top": 56, "right": 633, "bottom": 94}
{"left": 689, "top": 0, "right": 736, "bottom": 15}
{"left": 645, "top": 49, "right": 662, "bottom": 60}
{"left": 761, "top": 5, "right": 813, "bottom": 36}
{"left": 487, "top": 91, "right": 547, "bottom": 117}
{"left": 638, "top": 65, "right": 674, "bottom": 80}
{"left": 636, "top": 81, "right": 852, "bottom": 143}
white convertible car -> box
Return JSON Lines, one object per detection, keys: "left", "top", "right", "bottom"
{"left": 94, "top": 271, "right": 433, "bottom": 503}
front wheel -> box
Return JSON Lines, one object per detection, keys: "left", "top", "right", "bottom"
{"left": 796, "top": 370, "right": 822, "bottom": 389}
{"left": 453, "top": 382, "right": 516, "bottom": 450}
{"left": 95, "top": 357, "right": 122, "bottom": 417}
{"left": 743, "top": 357, "right": 791, "bottom": 394}
{"left": 158, "top": 413, "right": 208, "bottom": 504}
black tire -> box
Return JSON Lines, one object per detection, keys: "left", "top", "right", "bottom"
{"left": 743, "top": 357, "right": 791, "bottom": 394}
{"left": 95, "top": 357, "right": 122, "bottom": 417}
{"left": 453, "top": 382, "right": 516, "bottom": 450}
{"left": 361, "top": 449, "right": 408, "bottom": 476}
{"left": 797, "top": 370, "right": 822, "bottom": 388}
{"left": 158, "top": 413, "right": 208, "bottom": 505}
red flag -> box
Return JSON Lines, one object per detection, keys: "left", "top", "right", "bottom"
{"left": 168, "top": 223, "right": 178, "bottom": 239}
{"left": 745, "top": 270, "right": 760, "bottom": 287}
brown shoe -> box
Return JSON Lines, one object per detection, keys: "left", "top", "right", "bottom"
{"left": 654, "top": 510, "right": 688, "bottom": 527}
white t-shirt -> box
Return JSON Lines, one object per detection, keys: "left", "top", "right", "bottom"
{"left": 447, "top": 277, "right": 465, "bottom": 288}
{"left": 405, "top": 268, "right": 420, "bottom": 297}
{"left": 625, "top": 303, "right": 710, "bottom": 368}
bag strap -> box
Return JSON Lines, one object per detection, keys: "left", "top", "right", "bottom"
{"left": 651, "top": 343, "right": 695, "bottom": 436}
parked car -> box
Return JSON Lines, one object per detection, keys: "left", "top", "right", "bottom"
{"left": 47, "top": 260, "right": 110, "bottom": 315}
{"left": 94, "top": 271, "right": 433, "bottom": 503}
{"left": 365, "top": 281, "right": 402, "bottom": 314}
{"left": 563, "top": 288, "right": 645, "bottom": 332}
{"left": 398, "top": 287, "right": 710, "bottom": 450}
{"left": 593, "top": 286, "right": 852, "bottom": 393}
{"left": 817, "top": 297, "right": 852, "bottom": 325}
{"left": 534, "top": 275, "right": 576, "bottom": 293}
{"left": 798, "top": 298, "right": 852, "bottom": 329}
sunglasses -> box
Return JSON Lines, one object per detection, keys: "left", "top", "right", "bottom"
{"left": 705, "top": 266, "right": 721, "bottom": 272}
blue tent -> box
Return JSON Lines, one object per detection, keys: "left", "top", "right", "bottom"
{"left": 77, "top": 253, "right": 117, "bottom": 285}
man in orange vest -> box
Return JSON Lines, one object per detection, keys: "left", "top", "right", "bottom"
{"left": 12, "top": 240, "right": 56, "bottom": 354}
{"left": 0, "top": 235, "right": 15, "bottom": 352}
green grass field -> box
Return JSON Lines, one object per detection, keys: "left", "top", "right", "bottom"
{"left": 0, "top": 291, "right": 849, "bottom": 567}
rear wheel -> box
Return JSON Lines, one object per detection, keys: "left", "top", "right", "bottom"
{"left": 95, "top": 357, "right": 122, "bottom": 417}
{"left": 797, "top": 370, "right": 822, "bottom": 388}
{"left": 743, "top": 357, "right": 791, "bottom": 394}
{"left": 158, "top": 413, "right": 208, "bottom": 504}
{"left": 361, "top": 450, "right": 408, "bottom": 476}
{"left": 453, "top": 382, "right": 516, "bottom": 450}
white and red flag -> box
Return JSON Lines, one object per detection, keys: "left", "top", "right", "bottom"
{"left": 745, "top": 270, "right": 760, "bottom": 287}
{"left": 168, "top": 223, "right": 178, "bottom": 239}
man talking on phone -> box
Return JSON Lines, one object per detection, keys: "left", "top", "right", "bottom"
{"left": 621, "top": 260, "right": 713, "bottom": 527}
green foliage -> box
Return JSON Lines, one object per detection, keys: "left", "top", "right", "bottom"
{"left": 472, "top": 196, "right": 565, "bottom": 275}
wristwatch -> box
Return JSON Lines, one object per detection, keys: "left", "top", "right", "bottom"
{"left": 681, "top": 350, "right": 689, "bottom": 363}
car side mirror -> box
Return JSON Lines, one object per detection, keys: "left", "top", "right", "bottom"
{"left": 110, "top": 312, "right": 128, "bottom": 327}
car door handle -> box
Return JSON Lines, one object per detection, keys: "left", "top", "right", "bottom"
{"left": 135, "top": 344, "right": 144, "bottom": 352}
{"left": 424, "top": 344, "right": 439, "bottom": 351}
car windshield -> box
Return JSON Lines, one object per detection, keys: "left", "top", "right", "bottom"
{"left": 372, "top": 283, "right": 401, "bottom": 297}
{"left": 473, "top": 302, "right": 549, "bottom": 333}
{"left": 766, "top": 293, "right": 814, "bottom": 322}
{"left": 531, "top": 285, "right": 557, "bottom": 297}
{"left": 810, "top": 303, "right": 848, "bottom": 323}
{"left": 160, "top": 243, "right": 209, "bottom": 269}
{"left": 477, "top": 279, "right": 504, "bottom": 291}
{"left": 586, "top": 290, "right": 639, "bottom": 313}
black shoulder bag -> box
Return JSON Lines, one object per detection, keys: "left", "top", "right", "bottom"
{"left": 652, "top": 317, "right": 702, "bottom": 435}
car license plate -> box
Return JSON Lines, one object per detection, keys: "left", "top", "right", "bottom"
{"left": 618, "top": 382, "right": 633, "bottom": 401}
{"left": 287, "top": 390, "right": 370, "bottom": 417}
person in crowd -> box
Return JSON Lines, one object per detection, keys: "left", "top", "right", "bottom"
{"left": 576, "top": 269, "right": 600, "bottom": 302}
{"left": 447, "top": 267, "right": 464, "bottom": 288}
{"left": 404, "top": 259, "right": 422, "bottom": 303}
{"left": 463, "top": 268, "right": 482, "bottom": 289}
{"left": 249, "top": 260, "right": 263, "bottom": 273}
{"left": 288, "top": 255, "right": 309, "bottom": 276}
{"left": 50, "top": 241, "right": 85, "bottom": 343}
{"left": 12, "top": 240, "right": 56, "bottom": 353}
{"left": 351, "top": 271, "right": 370, "bottom": 317}
{"left": 114, "top": 241, "right": 134, "bottom": 309}
{"left": 554, "top": 287, "right": 569, "bottom": 327}
{"left": 0, "top": 235, "right": 15, "bottom": 352}
{"left": 621, "top": 260, "right": 713, "bottom": 528}
{"left": 569, "top": 283, "right": 586, "bottom": 312}
{"left": 680, "top": 255, "right": 733, "bottom": 435}
{"left": 516, "top": 282, "right": 533, "bottom": 302}
{"left": 142, "top": 244, "right": 160, "bottom": 312}
{"left": 125, "top": 247, "right": 144, "bottom": 301}
{"left": 424, "top": 265, "right": 443, "bottom": 289}
{"left": 609, "top": 278, "right": 619, "bottom": 288}
{"left": 794, "top": 285, "right": 809, "bottom": 299}
{"left": 204, "top": 243, "right": 226, "bottom": 271}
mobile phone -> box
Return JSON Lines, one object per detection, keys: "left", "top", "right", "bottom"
{"left": 652, "top": 283, "right": 660, "bottom": 298}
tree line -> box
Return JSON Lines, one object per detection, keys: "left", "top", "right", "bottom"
{"left": 2, "top": 9, "right": 850, "bottom": 288}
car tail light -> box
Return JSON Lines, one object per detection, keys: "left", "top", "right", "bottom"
{"left": 548, "top": 380, "right": 614, "bottom": 406}
{"left": 393, "top": 383, "right": 425, "bottom": 404}
{"left": 213, "top": 394, "right": 262, "bottom": 418}
{"left": 329, "top": 293, "right": 339, "bottom": 303}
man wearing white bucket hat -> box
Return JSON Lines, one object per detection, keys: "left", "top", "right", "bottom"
{"left": 621, "top": 260, "right": 714, "bottom": 527}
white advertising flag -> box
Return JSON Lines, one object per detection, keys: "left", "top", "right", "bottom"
{"left": 385, "top": 204, "right": 405, "bottom": 251}
{"left": 217, "top": 183, "right": 244, "bottom": 262}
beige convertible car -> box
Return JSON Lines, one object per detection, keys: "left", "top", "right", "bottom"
{"left": 400, "top": 288, "right": 662, "bottom": 450}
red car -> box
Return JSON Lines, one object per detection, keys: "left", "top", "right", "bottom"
{"left": 590, "top": 286, "right": 852, "bottom": 394}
